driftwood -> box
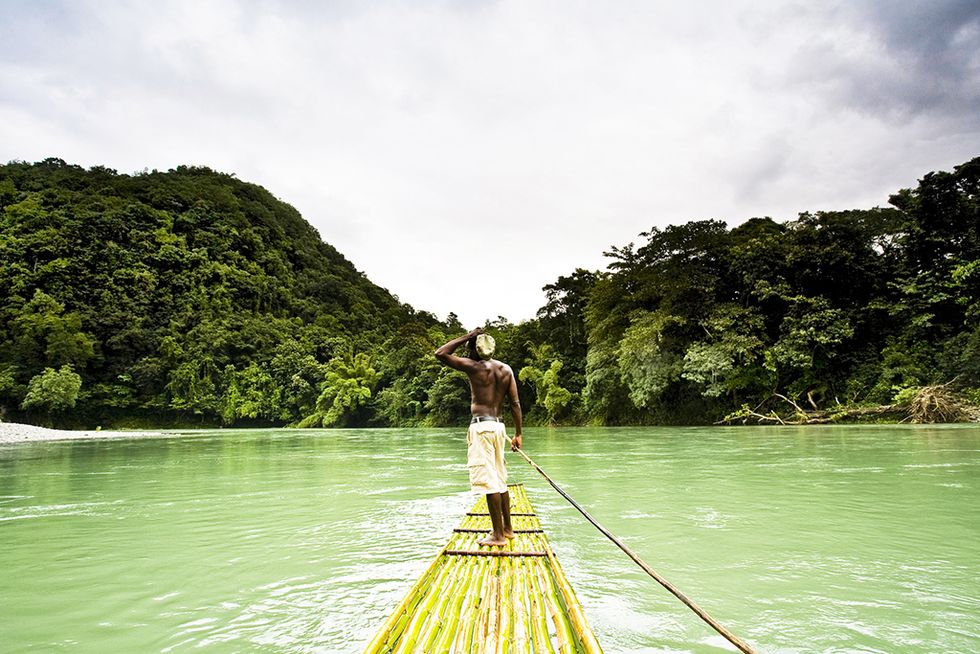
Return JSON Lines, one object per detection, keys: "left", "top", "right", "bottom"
{"left": 718, "top": 383, "right": 980, "bottom": 425}
{"left": 903, "top": 381, "right": 980, "bottom": 423}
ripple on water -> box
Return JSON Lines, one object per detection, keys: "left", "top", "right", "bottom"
{"left": 360, "top": 485, "right": 410, "bottom": 495}
{"left": 691, "top": 507, "right": 728, "bottom": 529}
{"left": 0, "top": 500, "right": 126, "bottom": 521}
{"left": 831, "top": 466, "right": 886, "bottom": 473}
{"left": 621, "top": 511, "right": 660, "bottom": 519}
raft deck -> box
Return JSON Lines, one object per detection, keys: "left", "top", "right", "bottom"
{"left": 363, "top": 484, "right": 603, "bottom": 653}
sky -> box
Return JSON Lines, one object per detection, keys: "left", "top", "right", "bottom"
{"left": 1, "top": 1, "right": 979, "bottom": 327}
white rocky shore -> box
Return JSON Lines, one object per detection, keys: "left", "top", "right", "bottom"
{"left": 0, "top": 421, "right": 166, "bottom": 444}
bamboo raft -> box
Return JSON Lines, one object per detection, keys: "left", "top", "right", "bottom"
{"left": 363, "top": 484, "right": 603, "bottom": 653}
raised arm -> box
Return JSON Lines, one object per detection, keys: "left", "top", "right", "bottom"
{"left": 434, "top": 327, "right": 483, "bottom": 371}
{"left": 507, "top": 366, "right": 523, "bottom": 450}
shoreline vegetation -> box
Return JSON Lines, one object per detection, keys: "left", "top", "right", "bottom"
{"left": 718, "top": 382, "right": 980, "bottom": 425}
{"left": 1, "top": 157, "right": 979, "bottom": 430}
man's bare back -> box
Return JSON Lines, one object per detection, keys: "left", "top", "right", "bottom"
{"left": 435, "top": 327, "right": 523, "bottom": 546}
{"left": 465, "top": 359, "right": 516, "bottom": 417}
{"left": 434, "top": 327, "right": 523, "bottom": 442}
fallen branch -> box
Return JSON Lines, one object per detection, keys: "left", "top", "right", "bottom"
{"left": 903, "top": 382, "right": 980, "bottom": 423}
{"left": 718, "top": 384, "right": 979, "bottom": 425}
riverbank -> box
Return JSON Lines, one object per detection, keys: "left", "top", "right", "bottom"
{"left": 0, "top": 421, "right": 166, "bottom": 444}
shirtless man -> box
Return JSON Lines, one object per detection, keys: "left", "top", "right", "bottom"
{"left": 435, "top": 327, "right": 523, "bottom": 546}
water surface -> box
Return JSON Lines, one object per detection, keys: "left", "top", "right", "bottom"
{"left": 1, "top": 425, "right": 978, "bottom": 653}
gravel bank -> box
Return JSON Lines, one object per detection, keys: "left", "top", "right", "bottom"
{"left": 0, "top": 422, "right": 166, "bottom": 444}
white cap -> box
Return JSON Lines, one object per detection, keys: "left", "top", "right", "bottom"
{"left": 475, "top": 333, "right": 496, "bottom": 360}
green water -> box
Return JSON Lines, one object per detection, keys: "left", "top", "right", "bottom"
{"left": 1, "top": 426, "right": 977, "bottom": 653}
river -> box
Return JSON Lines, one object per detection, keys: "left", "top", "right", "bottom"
{"left": 1, "top": 425, "right": 977, "bottom": 653}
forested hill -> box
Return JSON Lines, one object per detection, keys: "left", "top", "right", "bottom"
{"left": 2, "top": 157, "right": 979, "bottom": 428}
{"left": 0, "top": 158, "right": 457, "bottom": 427}
{"left": 496, "top": 156, "right": 980, "bottom": 425}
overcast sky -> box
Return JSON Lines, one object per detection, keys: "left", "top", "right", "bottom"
{"left": 2, "top": 1, "right": 978, "bottom": 326}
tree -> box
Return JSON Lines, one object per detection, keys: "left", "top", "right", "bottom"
{"left": 519, "top": 344, "right": 573, "bottom": 424}
{"left": 764, "top": 296, "right": 854, "bottom": 405}
{"left": 268, "top": 340, "right": 328, "bottom": 421}
{"left": 220, "top": 362, "right": 277, "bottom": 425}
{"left": 21, "top": 365, "right": 82, "bottom": 418}
{"left": 616, "top": 311, "right": 686, "bottom": 410}
{"left": 374, "top": 378, "right": 423, "bottom": 426}
{"left": 0, "top": 159, "right": 428, "bottom": 426}
{"left": 4, "top": 156, "right": 979, "bottom": 427}
{"left": 8, "top": 289, "right": 95, "bottom": 375}
{"left": 166, "top": 357, "right": 219, "bottom": 415}
{"left": 300, "top": 353, "right": 380, "bottom": 427}
{"left": 537, "top": 269, "right": 598, "bottom": 363}
{"left": 423, "top": 367, "right": 471, "bottom": 426}
{"left": 682, "top": 304, "right": 767, "bottom": 399}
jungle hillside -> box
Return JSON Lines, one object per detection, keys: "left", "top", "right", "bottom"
{"left": 1, "top": 157, "right": 978, "bottom": 428}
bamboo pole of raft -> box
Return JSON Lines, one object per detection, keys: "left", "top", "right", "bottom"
{"left": 512, "top": 557, "right": 531, "bottom": 654}
{"left": 536, "top": 564, "right": 570, "bottom": 653}
{"left": 391, "top": 552, "right": 457, "bottom": 654}
{"left": 363, "top": 543, "right": 447, "bottom": 654}
{"left": 451, "top": 557, "right": 488, "bottom": 653}
{"left": 477, "top": 559, "right": 498, "bottom": 653}
{"left": 431, "top": 558, "right": 474, "bottom": 652}
{"left": 527, "top": 558, "right": 557, "bottom": 654}
{"left": 542, "top": 565, "right": 577, "bottom": 654}
{"left": 513, "top": 446, "right": 760, "bottom": 654}
{"left": 416, "top": 554, "right": 470, "bottom": 650}
{"left": 543, "top": 541, "right": 603, "bottom": 654}
{"left": 363, "top": 485, "right": 604, "bottom": 653}
{"left": 500, "top": 556, "right": 514, "bottom": 653}
{"left": 490, "top": 562, "right": 501, "bottom": 652}
{"left": 538, "top": 529, "right": 602, "bottom": 654}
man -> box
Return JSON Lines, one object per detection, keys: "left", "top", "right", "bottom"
{"left": 435, "top": 326, "right": 523, "bottom": 546}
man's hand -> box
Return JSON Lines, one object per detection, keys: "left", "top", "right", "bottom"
{"left": 511, "top": 434, "right": 522, "bottom": 451}
{"left": 435, "top": 328, "right": 484, "bottom": 370}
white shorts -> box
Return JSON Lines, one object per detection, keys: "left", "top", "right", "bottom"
{"left": 466, "top": 420, "right": 508, "bottom": 494}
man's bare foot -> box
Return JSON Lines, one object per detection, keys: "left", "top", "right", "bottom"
{"left": 503, "top": 529, "right": 515, "bottom": 540}
{"left": 478, "top": 534, "right": 508, "bottom": 547}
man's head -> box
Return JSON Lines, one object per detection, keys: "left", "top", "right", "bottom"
{"left": 474, "top": 333, "right": 495, "bottom": 360}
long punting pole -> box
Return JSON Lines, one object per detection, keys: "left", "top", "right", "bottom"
{"left": 513, "top": 446, "right": 760, "bottom": 654}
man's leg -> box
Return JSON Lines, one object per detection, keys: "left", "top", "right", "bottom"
{"left": 501, "top": 490, "right": 514, "bottom": 539}
{"left": 478, "top": 492, "right": 508, "bottom": 546}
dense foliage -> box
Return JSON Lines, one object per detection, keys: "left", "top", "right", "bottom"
{"left": 503, "top": 157, "right": 980, "bottom": 424}
{"left": 0, "top": 159, "right": 460, "bottom": 427}
{"left": 1, "top": 157, "right": 977, "bottom": 427}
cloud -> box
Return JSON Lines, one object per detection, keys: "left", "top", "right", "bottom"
{"left": 1, "top": 1, "right": 978, "bottom": 326}
{"left": 777, "top": 1, "right": 980, "bottom": 123}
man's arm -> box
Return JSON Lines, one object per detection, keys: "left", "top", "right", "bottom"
{"left": 434, "top": 327, "right": 483, "bottom": 371}
{"left": 507, "top": 366, "right": 523, "bottom": 451}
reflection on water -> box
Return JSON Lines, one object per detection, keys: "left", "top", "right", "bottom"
{"left": 1, "top": 425, "right": 978, "bottom": 653}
